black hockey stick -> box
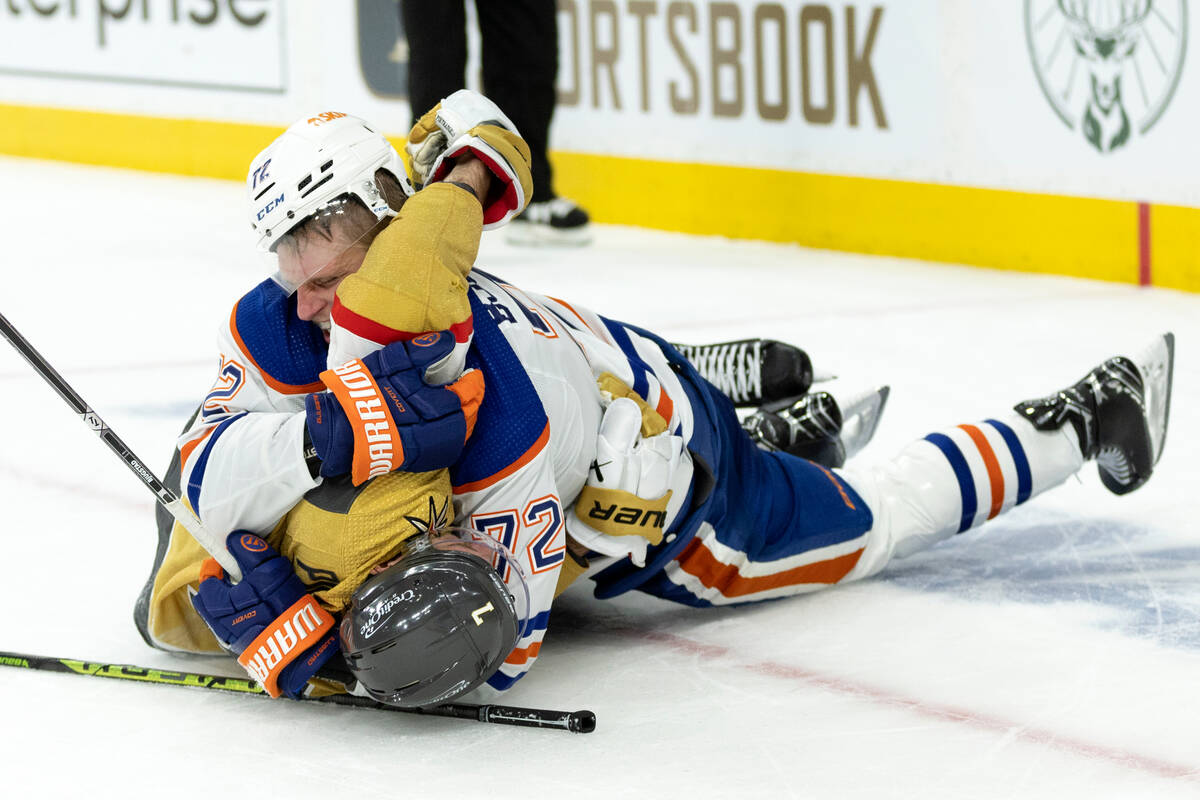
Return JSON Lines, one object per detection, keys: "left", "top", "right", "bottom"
{"left": 0, "top": 311, "right": 242, "bottom": 579}
{"left": 0, "top": 651, "right": 596, "bottom": 733}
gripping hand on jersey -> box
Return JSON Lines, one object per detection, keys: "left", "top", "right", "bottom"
{"left": 305, "top": 331, "right": 484, "bottom": 485}
{"left": 406, "top": 89, "right": 532, "bottom": 228}
{"left": 191, "top": 532, "right": 340, "bottom": 699}
{"left": 567, "top": 397, "right": 686, "bottom": 567}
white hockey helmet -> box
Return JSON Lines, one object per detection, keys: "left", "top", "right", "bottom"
{"left": 246, "top": 110, "right": 412, "bottom": 258}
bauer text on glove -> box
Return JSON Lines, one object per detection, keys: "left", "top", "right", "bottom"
{"left": 568, "top": 397, "right": 689, "bottom": 567}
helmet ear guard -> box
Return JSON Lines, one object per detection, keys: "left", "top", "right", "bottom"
{"left": 339, "top": 529, "right": 530, "bottom": 708}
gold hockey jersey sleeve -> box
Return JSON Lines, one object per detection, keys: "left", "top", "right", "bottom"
{"left": 328, "top": 181, "right": 481, "bottom": 377}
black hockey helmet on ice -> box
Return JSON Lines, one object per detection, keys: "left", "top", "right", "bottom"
{"left": 340, "top": 528, "right": 529, "bottom": 708}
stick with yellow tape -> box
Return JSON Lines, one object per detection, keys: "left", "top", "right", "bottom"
{"left": 0, "top": 650, "right": 596, "bottom": 732}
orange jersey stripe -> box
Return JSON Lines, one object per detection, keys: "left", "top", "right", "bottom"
{"left": 453, "top": 423, "right": 550, "bottom": 495}
{"left": 675, "top": 539, "right": 863, "bottom": 598}
{"left": 548, "top": 296, "right": 606, "bottom": 340}
{"left": 959, "top": 424, "right": 1005, "bottom": 519}
{"left": 655, "top": 386, "right": 675, "bottom": 426}
{"left": 228, "top": 303, "right": 325, "bottom": 395}
{"left": 814, "top": 463, "right": 856, "bottom": 510}
{"left": 504, "top": 641, "right": 542, "bottom": 666}
{"left": 179, "top": 425, "right": 217, "bottom": 472}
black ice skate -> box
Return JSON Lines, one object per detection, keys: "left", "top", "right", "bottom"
{"left": 675, "top": 338, "right": 814, "bottom": 407}
{"left": 1014, "top": 332, "right": 1174, "bottom": 495}
{"left": 506, "top": 196, "right": 592, "bottom": 246}
{"left": 742, "top": 386, "right": 890, "bottom": 468}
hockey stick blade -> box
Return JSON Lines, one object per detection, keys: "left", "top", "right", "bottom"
{"left": 0, "top": 651, "right": 596, "bottom": 734}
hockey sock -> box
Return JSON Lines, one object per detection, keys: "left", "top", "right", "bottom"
{"left": 840, "top": 411, "right": 1083, "bottom": 574}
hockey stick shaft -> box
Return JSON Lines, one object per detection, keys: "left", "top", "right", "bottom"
{"left": 0, "top": 651, "right": 596, "bottom": 733}
{"left": 0, "top": 311, "right": 242, "bottom": 580}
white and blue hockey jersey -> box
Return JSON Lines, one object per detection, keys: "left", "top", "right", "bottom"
{"left": 174, "top": 268, "right": 698, "bottom": 692}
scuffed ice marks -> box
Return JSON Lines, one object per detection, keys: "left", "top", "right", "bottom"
{"left": 879, "top": 508, "right": 1200, "bottom": 649}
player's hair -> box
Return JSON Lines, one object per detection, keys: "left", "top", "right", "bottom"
{"left": 286, "top": 168, "right": 408, "bottom": 252}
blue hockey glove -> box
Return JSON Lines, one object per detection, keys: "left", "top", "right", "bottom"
{"left": 305, "top": 331, "right": 484, "bottom": 485}
{"left": 191, "top": 532, "right": 340, "bottom": 699}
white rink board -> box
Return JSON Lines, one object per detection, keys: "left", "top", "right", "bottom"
{"left": 0, "top": 2, "right": 1199, "bottom": 204}
{"left": 0, "top": 157, "right": 1198, "bottom": 798}
{"left": 0, "top": 0, "right": 285, "bottom": 91}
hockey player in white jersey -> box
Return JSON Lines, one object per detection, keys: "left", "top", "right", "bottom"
{"left": 136, "top": 90, "right": 1175, "bottom": 708}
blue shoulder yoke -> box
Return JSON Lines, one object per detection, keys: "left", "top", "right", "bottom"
{"left": 231, "top": 279, "right": 328, "bottom": 391}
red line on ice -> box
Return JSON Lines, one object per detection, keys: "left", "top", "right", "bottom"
{"left": 627, "top": 628, "right": 1198, "bottom": 782}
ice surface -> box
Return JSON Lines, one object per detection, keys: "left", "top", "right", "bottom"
{"left": 0, "top": 156, "right": 1197, "bottom": 798}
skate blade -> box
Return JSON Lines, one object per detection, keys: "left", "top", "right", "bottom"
{"left": 838, "top": 385, "right": 890, "bottom": 459}
{"left": 1132, "top": 332, "right": 1174, "bottom": 465}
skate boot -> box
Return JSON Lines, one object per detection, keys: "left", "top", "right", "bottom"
{"left": 505, "top": 196, "right": 592, "bottom": 246}
{"left": 1014, "top": 332, "right": 1174, "bottom": 495}
{"left": 675, "top": 338, "right": 813, "bottom": 407}
{"left": 743, "top": 386, "right": 889, "bottom": 468}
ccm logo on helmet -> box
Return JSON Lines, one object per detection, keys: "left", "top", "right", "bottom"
{"left": 256, "top": 193, "right": 285, "bottom": 221}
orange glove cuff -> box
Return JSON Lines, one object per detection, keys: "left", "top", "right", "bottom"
{"left": 320, "top": 358, "right": 407, "bottom": 486}
{"left": 447, "top": 369, "right": 485, "bottom": 441}
{"left": 236, "top": 595, "right": 335, "bottom": 698}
